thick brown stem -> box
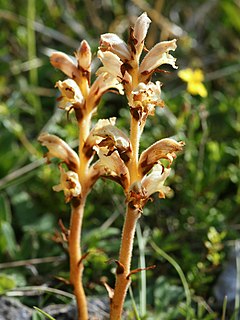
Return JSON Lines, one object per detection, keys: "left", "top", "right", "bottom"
{"left": 110, "top": 205, "right": 140, "bottom": 320}
{"left": 69, "top": 198, "right": 88, "bottom": 320}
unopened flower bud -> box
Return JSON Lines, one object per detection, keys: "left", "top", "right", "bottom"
{"left": 75, "top": 40, "right": 92, "bottom": 73}
{"left": 133, "top": 12, "right": 151, "bottom": 47}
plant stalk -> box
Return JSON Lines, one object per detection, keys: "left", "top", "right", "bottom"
{"left": 68, "top": 111, "right": 92, "bottom": 320}
{"left": 110, "top": 205, "right": 140, "bottom": 320}
{"left": 69, "top": 198, "right": 88, "bottom": 320}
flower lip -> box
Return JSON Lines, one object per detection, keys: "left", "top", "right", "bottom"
{"left": 53, "top": 165, "right": 81, "bottom": 203}
{"left": 141, "top": 163, "right": 171, "bottom": 199}
{"left": 55, "top": 79, "right": 84, "bottom": 111}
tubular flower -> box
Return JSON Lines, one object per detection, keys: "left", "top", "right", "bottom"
{"left": 53, "top": 165, "right": 81, "bottom": 203}
{"left": 97, "top": 51, "right": 123, "bottom": 80}
{"left": 38, "top": 132, "right": 80, "bottom": 172}
{"left": 139, "top": 40, "right": 178, "bottom": 82}
{"left": 99, "top": 33, "right": 131, "bottom": 61}
{"left": 130, "top": 81, "right": 164, "bottom": 121}
{"left": 178, "top": 68, "right": 208, "bottom": 97}
{"left": 55, "top": 79, "right": 84, "bottom": 111}
{"left": 50, "top": 51, "right": 80, "bottom": 81}
{"left": 141, "top": 164, "right": 171, "bottom": 199}
{"left": 138, "top": 138, "right": 185, "bottom": 176}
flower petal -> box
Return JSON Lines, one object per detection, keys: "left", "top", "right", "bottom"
{"left": 138, "top": 138, "right": 185, "bottom": 176}
{"left": 38, "top": 132, "right": 80, "bottom": 172}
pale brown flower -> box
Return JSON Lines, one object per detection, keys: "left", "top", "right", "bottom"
{"left": 55, "top": 79, "right": 84, "bottom": 111}
{"left": 38, "top": 132, "right": 80, "bottom": 172}
{"left": 99, "top": 33, "right": 131, "bottom": 61}
{"left": 130, "top": 81, "right": 164, "bottom": 118}
{"left": 132, "top": 12, "right": 151, "bottom": 55}
{"left": 138, "top": 138, "right": 185, "bottom": 176}
{"left": 86, "top": 72, "right": 124, "bottom": 111}
{"left": 50, "top": 52, "right": 80, "bottom": 81}
{"left": 92, "top": 146, "right": 130, "bottom": 190}
{"left": 139, "top": 40, "right": 178, "bottom": 82}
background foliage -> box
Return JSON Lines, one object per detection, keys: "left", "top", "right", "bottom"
{"left": 0, "top": 0, "right": 239, "bottom": 319}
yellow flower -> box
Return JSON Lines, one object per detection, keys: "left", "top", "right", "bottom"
{"left": 178, "top": 68, "right": 207, "bottom": 97}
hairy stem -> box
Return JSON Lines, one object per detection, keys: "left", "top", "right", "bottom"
{"left": 69, "top": 199, "right": 88, "bottom": 320}
{"left": 110, "top": 205, "right": 140, "bottom": 320}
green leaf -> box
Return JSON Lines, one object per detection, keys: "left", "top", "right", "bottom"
{"left": 0, "top": 273, "right": 16, "bottom": 294}
{"left": 0, "top": 221, "right": 17, "bottom": 257}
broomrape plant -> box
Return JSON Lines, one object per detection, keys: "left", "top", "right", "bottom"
{"left": 38, "top": 12, "right": 184, "bottom": 320}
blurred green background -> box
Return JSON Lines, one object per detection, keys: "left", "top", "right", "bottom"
{"left": 0, "top": 0, "right": 239, "bottom": 319}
